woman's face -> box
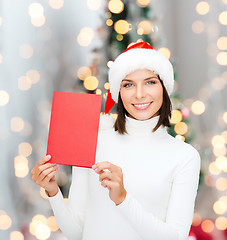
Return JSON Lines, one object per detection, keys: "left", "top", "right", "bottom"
{"left": 120, "top": 69, "right": 163, "bottom": 121}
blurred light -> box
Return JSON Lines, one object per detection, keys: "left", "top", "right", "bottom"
{"left": 204, "top": 175, "right": 216, "bottom": 186}
{"left": 77, "top": 27, "right": 94, "bottom": 46}
{"left": 87, "top": 0, "right": 102, "bottom": 11}
{"left": 116, "top": 34, "right": 123, "bottom": 41}
{"left": 192, "top": 212, "right": 202, "bottom": 226}
{"left": 104, "top": 82, "right": 110, "bottom": 90}
{"left": 191, "top": 20, "right": 205, "bottom": 34}
{"left": 15, "top": 162, "right": 29, "bottom": 178}
{"left": 213, "top": 146, "right": 227, "bottom": 157}
{"left": 14, "top": 156, "right": 28, "bottom": 165}
{"left": 18, "top": 142, "right": 32, "bottom": 157}
{"left": 136, "top": 0, "right": 150, "bottom": 8}
{"left": 137, "top": 28, "right": 144, "bottom": 35}
{"left": 40, "top": 187, "right": 48, "bottom": 199}
{"left": 222, "top": 131, "right": 227, "bottom": 143}
{"left": 0, "top": 213, "right": 12, "bottom": 230}
{"left": 216, "top": 177, "right": 227, "bottom": 191}
{"left": 32, "top": 215, "right": 47, "bottom": 224}
{"left": 49, "top": 0, "right": 64, "bottom": 10}
{"left": 219, "top": 11, "right": 227, "bottom": 25}
{"left": 223, "top": 0, "right": 227, "bottom": 3}
{"left": 196, "top": 1, "right": 210, "bottom": 15}
{"left": 114, "top": 20, "right": 131, "bottom": 34}
{"left": 64, "top": 198, "right": 68, "bottom": 203}
{"left": 10, "top": 231, "right": 24, "bottom": 240}
{"left": 0, "top": 53, "right": 2, "bottom": 63}
{"left": 213, "top": 200, "right": 227, "bottom": 214}
{"left": 211, "top": 135, "right": 225, "bottom": 147}
{"left": 35, "top": 224, "right": 51, "bottom": 240}
{"left": 191, "top": 100, "right": 205, "bottom": 115}
{"left": 217, "top": 37, "right": 227, "bottom": 50}
{"left": 47, "top": 216, "right": 59, "bottom": 231}
{"left": 138, "top": 20, "right": 152, "bottom": 35}
{"left": 223, "top": 112, "right": 227, "bottom": 123}
{"left": 175, "top": 135, "right": 185, "bottom": 141}
{"left": 211, "top": 77, "right": 225, "bottom": 90}
{"left": 201, "top": 219, "right": 214, "bottom": 233}
{"left": 77, "top": 66, "right": 92, "bottom": 80}
{"left": 0, "top": 90, "right": 10, "bottom": 106}
{"left": 215, "top": 216, "right": 227, "bottom": 230}
{"left": 84, "top": 76, "right": 99, "bottom": 90}
{"left": 0, "top": 17, "right": 2, "bottom": 26}
{"left": 181, "top": 107, "right": 190, "bottom": 118}
{"left": 26, "top": 70, "right": 40, "bottom": 84}
{"left": 11, "top": 117, "right": 24, "bottom": 132}
{"left": 174, "top": 122, "right": 188, "bottom": 135}
{"left": 19, "top": 44, "right": 34, "bottom": 59}
{"left": 107, "top": 60, "right": 113, "bottom": 68}
{"left": 106, "top": 19, "right": 113, "bottom": 26}
{"left": 31, "top": 16, "right": 45, "bottom": 27}
{"left": 216, "top": 52, "right": 227, "bottom": 65}
{"left": 28, "top": 3, "right": 44, "bottom": 18}
{"left": 18, "top": 76, "right": 32, "bottom": 91}
{"left": 208, "top": 161, "right": 221, "bottom": 175}
{"left": 157, "top": 48, "right": 171, "bottom": 59}
{"left": 108, "top": 0, "right": 124, "bottom": 14}
{"left": 96, "top": 89, "right": 102, "bottom": 95}
{"left": 215, "top": 156, "right": 227, "bottom": 170}
{"left": 170, "top": 110, "right": 182, "bottom": 124}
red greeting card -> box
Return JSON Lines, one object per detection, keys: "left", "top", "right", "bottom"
{"left": 46, "top": 91, "right": 102, "bottom": 168}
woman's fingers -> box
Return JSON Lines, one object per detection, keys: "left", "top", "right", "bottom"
{"left": 99, "top": 170, "right": 120, "bottom": 183}
{"left": 92, "top": 161, "right": 122, "bottom": 174}
{"left": 35, "top": 165, "right": 58, "bottom": 184}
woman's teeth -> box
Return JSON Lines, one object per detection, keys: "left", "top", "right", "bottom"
{"left": 133, "top": 102, "right": 152, "bottom": 110}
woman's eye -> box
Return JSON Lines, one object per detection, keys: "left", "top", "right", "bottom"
{"left": 124, "top": 83, "right": 133, "bottom": 88}
{"left": 146, "top": 81, "right": 156, "bottom": 85}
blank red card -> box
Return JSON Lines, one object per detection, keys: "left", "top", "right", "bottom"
{"left": 46, "top": 91, "right": 102, "bottom": 168}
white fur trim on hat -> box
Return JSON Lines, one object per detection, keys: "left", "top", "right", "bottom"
{"left": 108, "top": 48, "right": 174, "bottom": 103}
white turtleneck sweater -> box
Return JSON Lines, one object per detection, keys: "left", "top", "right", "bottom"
{"left": 47, "top": 115, "right": 201, "bottom": 240}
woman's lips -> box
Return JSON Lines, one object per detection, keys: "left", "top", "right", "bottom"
{"left": 133, "top": 102, "right": 152, "bottom": 110}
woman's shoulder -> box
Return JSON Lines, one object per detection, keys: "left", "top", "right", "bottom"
{"left": 166, "top": 133, "right": 200, "bottom": 159}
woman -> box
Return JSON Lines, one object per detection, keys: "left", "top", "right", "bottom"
{"left": 31, "top": 42, "right": 201, "bottom": 240}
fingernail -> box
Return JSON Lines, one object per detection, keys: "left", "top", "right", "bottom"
{"left": 92, "top": 164, "right": 96, "bottom": 169}
{"left": 46, "top": 155, "right": 51, "bottom": 160}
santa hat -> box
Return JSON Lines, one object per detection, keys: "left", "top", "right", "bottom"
{"left": 104, "top": 41, "right": 174, "bottom": 114}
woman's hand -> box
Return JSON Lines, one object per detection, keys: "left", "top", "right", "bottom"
{"left": 31, "top": 155, "right": 59, "bottom": 197}
{"left": 92, "top": 161, "right": 127, "bottom": 206}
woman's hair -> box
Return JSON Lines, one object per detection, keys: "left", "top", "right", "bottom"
{"left": 114, "top": 76, "right": 172, "bottom": 134}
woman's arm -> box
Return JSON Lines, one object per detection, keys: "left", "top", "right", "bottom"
{"left": 94, "top": 149, "right": 201, "bottom": 240}
{"left": 47, "top": 166, "right": 89, "bottom": 240}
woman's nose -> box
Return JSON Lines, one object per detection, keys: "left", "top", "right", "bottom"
{"left": 135, "top": 85, "right": 146, "bottom": 99}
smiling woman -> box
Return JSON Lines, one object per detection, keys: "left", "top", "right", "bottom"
{"left": 31, "top": 41, "right": 201, "bottom": 240}
{"left": 120, "top": 69, "right": 163, "bottom": 121}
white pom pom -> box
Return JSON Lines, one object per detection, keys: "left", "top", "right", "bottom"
{"left": 99, "top": 114, "right": 115, "bottom": 131}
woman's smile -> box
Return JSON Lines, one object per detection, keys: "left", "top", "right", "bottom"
{"left": 133, "top": 102, "right": 153, "bottom": 110}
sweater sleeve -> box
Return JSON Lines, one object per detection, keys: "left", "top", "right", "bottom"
{"left": 116, "top": 149, "right": 201, "bottom": 240}
{"left": 47, "top": 166, "right": 89, "bottom": 240}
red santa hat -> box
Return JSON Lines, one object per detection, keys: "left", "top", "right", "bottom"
{"left": 104, "top": 41, "right": 174, "bottom": 114}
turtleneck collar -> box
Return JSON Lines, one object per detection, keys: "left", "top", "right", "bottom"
{"left": 125, "top": 115, "right": 168, "bottom": 137}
